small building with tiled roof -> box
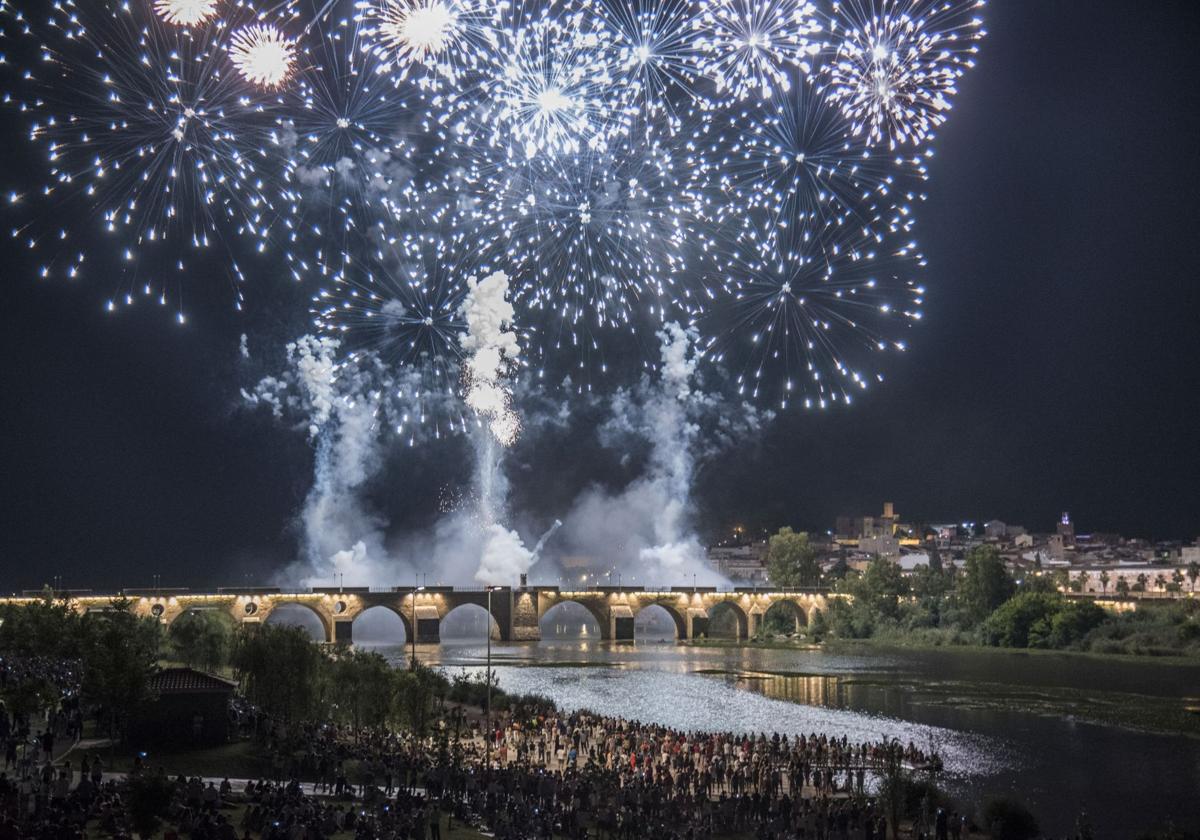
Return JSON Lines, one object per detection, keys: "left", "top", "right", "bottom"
{"left": 129, "top": 667, "right": 236, "bottom": 748}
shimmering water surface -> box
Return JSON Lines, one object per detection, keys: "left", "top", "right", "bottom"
{"left": 371, "top": 640, "right": 1200, "bottom": 837}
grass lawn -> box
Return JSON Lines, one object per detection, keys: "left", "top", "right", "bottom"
{"left": 106, "top": 739, "right": 270, "bottom": 780}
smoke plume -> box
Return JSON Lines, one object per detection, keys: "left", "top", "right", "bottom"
{"left": 549, "top": 323, "right": 771, "bottom": 586}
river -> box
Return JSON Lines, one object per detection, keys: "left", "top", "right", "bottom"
{"left": 369, "top": 639, "right": 1200, "bottom": 837}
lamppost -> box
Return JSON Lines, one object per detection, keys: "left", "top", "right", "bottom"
{"left": 484, "top": 584, "right": 503, "bottom": 770}
{"left": 411, "top": 575, "right": 425, "bottom": 670}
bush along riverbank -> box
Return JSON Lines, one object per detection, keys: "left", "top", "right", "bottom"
{"left": 729, "top": 543, "right": 1200, "bottom": 658}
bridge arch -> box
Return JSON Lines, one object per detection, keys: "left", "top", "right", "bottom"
{"left": 351, "top": 604, "right": 410, "bottom": 645}
{"left": 706, "top": 600, "right": 749, "bottom": 640}
{"left": 540, "top": 600, "right": 604, "bottom": 639}
{"left": 440, "top": 602, "right": 501, "bottom": 642}
{"left": 263, "top": 601, "right": 332, "bottom": 642}
{"left": 758, "top": 599, "right": 807, "bottom": 637}
{"left": 635, "top": 602, "right": 687, "bottom": 641}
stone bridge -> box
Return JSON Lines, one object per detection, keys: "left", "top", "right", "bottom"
{"left": 0, "top": 586, "right": 838, "bottom": 644}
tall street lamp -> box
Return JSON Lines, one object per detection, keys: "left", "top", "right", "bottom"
{"left": 411, "top": 576, "right": 425, "bottom": 670}
{"left": 484, "top": 584, "right": 503, "bottom": 770}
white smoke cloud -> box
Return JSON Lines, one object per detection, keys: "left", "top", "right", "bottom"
{"left": 550, "top": 323, "right": 773, "bottom": 586}
{"left": 242, "top": 336, "right": 417, "bottom": 588}
{"left": 459, "top": 270, "right": 522, "bottom": 446}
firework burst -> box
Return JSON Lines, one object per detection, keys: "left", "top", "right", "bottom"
{"left": 693, "top": 210, "right": 925, "bottom": 408}
{"left": 273, "top": 14, "right": 454, "bottom": 283}
{"left": 309, "top": 203, "right": 481, "bottom": 439}
{"left": 4, "top": 0, "right": 284, "bottom": 315}
{"left": 362, "top": 0, "right": 499, "bottom": 87}
{"left": 821, "top": 0, "right": 986, "bottom": 149}
{"left": 230, "top": 23, "right": 298, "bottom": 90}
{"left": 2, "top": 0, "right": 987, "bottom": 411}
{"left": 465, "top": 7, "right": 629, "bottom": 160}
{"left": 459, "top": 127, "right": 698, "bottom": 383}
{"left": 692, "top": 0, "right": 823, "bottom": 102}
{"left": 153, "top": 0, "right": 222, "bottom": 27}
{"left": 688, "top": 68, "right": 925, "bottom": 241}
{"left": 595, "top": 0, "right": 701, "bottom": 131}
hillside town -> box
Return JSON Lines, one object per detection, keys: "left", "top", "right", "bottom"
{"left": 707, "top": 504, "right": 1200, "bottom": 596}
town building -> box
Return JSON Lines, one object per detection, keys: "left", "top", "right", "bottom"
{"left": 707, "top": 542, "right": 768, "bottom": 582}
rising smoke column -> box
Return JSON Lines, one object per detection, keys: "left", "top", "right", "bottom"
{"left": 458, "top": 271, "right": 535, "bottom": 585}
{"left": 635, "top": 322, "right": 706, "bottom": 575}
{"left": 554, "top": 322, "right": 765, "bottom": 585}
{"left": 242, "top": 335, "right": 407, "bottom": 587}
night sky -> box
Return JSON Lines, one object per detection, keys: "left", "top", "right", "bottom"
{"left": 2, "top": 0, "right": 1199, "bottom": 591}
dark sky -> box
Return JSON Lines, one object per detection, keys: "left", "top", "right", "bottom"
{"left": 3, "top": 0, "right": 1199, "bottom": 591}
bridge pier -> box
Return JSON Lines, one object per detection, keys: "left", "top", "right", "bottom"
{"left": 611, "top": 605, "right": 634, "bottom": 641}
{"left": 510, "top": 590, "right": 542, "bottom": 641}
{"left": 415, "top": 606, "right": 441, "bottom": 643}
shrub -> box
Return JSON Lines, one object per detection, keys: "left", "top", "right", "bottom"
{"left": 981, "top": 593, "right": 1063, "bottom": 648}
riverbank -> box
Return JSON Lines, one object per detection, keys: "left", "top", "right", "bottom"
{"left": 685, "top": 632, "right": 1200, "bottom": 664}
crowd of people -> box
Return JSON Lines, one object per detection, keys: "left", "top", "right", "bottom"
{"left": 0, "top": 653, "right": 971, "bottom": 839}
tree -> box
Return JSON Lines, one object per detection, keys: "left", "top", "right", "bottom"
{"left": 1115, "top": 578, "right": 1130, "bottom": 597}
{"left": 231, "top": 623, "right": 328, "bottom": 724}
{"left": 1135, "top": 573, "right": 1149, "bottom": 593}
{"left": 958, "top": 546, "right": 1015, "bottom": 624}
{"left": 1171, "top": 569, "right": 1185, "bottom": 591}
{"left": 394, "top": 664, "right": 446, "bottom": 735}
{"left": 0, "top": 596, "right": 82, "bottom": 659}
{"left": 330, "top": 649, "right": 395, "bottom": 731}
{"left": 168, "top": 610, "right": 232, "bottom": 673}
{"left": 78, "top": 599, "right": 162, "bottom": 742}
{"left": 926, "top": 543, "right": 944, "bottom": 574}
{"left": 1155, "top": 573, "right": 1167, "bottom": 592}
{"left": 766, "top": 528, "right": 821, "bottom": 587}
{"left": 981, "top": 593, "right": 1105, "bottom": 649}
{"left": 1187, "top": 561, "right": 1199, "bottom": 593}
{"left": 1099, "top": 570, "right": 1110, "bottom": 595}
{"left": 853, "top": 557, "right": 909, "bottom": 620}
{"left": 808, "top": 609, "right": 828, "bottom": 641}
